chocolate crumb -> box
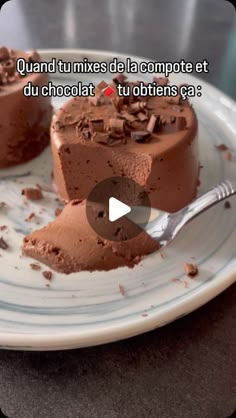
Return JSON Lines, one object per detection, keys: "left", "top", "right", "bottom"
{"left": 129, "top": 101, "right": 146, "bottom": 114}
{"left": 141, "top": 313, "right": 148, "bottom": 317}
{"left": 131, "top": 130, "right": 151, "bottom": 143}
{"left": 30, "top": 263, "right": 41, "bottom": 271}
{"left": 22, "top": 188, "right": 43, "bottom": 201}
{"left": 0, "top": 237, "right": 8, "bottom": 250}
{"left": 0, "top": 225, "right": 7, "bottom": 231}
{"left": 118, "top": 284, "right": 126, "bottom": 296}
{"left": 147, "top": 115, "right": 159, "bottom": 133}
{"left": 42, "top": 271, "right": 53, "bottom": 280}
{"left": 184, "top": 263, "right": 198, "bottom": 278}
{"left": 25, "top": 212, "right": 35, "bottom": 222}
{"left": 215, "top": 144, "right": 228, "bottom": 152}
{"left": 55, "top": 208, "right": 63, "bottom": 217}
{"left": 89, "top": 118, "right": 105, "bottom": 133}
{"left": 224, "top": 201, "right": 231, "bottom": 209}
{"left": 108, "top": 118, "right": 125, "bottom": 133}
{"left": 0, "top": 202, "right": 7, "bottom": 208}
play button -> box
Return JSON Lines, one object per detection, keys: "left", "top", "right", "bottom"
{"left": 86, "top": 176, "right": 151, "bottom": 242}
{"left": 109, "top": 198, "right": 131, "bottom": 222}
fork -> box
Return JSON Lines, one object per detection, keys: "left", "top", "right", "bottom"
{"left": 144, "top": 180, "right": 236, "bottom": 246}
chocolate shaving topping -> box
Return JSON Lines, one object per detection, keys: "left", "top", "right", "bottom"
{"left": 0, "top": 237, "right": 8, "bottom": 250}
{"left": 137, "top": 112, "right": 148, "bottom": 122}
{"left": 129, "top": 101, "right": 147, "bottom": 114}
{"left": 92, "top": 132, "right": 110, "bottom": 144}
{"left": 89, "top": 118, "right": 104, "bottom": 133}
{"left": 108, "top": 118, "right": 125, "bottom": 133}
{"left": 147, "top": 115, "right": 159, "bottom": 133}
{"left": 121, "top": 111, "right": 137, "bottom": 124}
{"left": 131, "top": 130, "right": 151, "bottom": 143}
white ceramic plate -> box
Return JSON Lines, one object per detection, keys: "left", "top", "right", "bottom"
{"left": 0, "top": 50, "right": 235, "bottom": 351}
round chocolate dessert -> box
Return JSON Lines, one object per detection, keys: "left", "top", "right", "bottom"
{"left": 0, "top": 47, "right": 52, "bottom": 168}
{"left": 51, "top": 77, "right": 199, "bottom": 213}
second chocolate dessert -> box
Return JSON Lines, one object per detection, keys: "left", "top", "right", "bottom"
{"left": 0, "top": 47, "right": 52, "bottom": 168}
{"left": 51, "top": 77, "right": 199, "bottom": 213}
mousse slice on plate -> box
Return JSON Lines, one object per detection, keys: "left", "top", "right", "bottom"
{"left": 22, "top": 200, "right": 159, "bottom": 274}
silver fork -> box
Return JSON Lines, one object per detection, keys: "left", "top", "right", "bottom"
{"left": 144, "top": 180, "right": 236, "bottom": 246}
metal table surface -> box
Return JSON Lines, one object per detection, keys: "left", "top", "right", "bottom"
{"left": 0, "top": 1, "right": 235, "bottom": 417}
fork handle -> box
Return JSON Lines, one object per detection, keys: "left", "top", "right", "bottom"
{"left": 179, "top": 180, "right": 236, "bottom": 226}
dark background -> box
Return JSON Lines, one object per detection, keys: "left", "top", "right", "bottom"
{"left": 0, "top": 1, "right": 236, "bottom": 417}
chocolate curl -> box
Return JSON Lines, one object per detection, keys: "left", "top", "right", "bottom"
{"left": 0, "top": 46, "right": 10, "bottom": 62}
{"left": 137, "top": 112, "right": 148, "bottom": 122}
{"left": 131, "top": 130, "right": 151, "bottom": 143}
{"left": 129, "top": 101, "right": 147, "bottom": 114}
{"left": 176, "top": 116, "right": 187, "bottom": 130}
{"left": 147, "top": 115, "right": 159, "bottom": 133}
{"left": 108, "top": 118, "right": 125, "bottom": 134}
{"left": 92, "top": 132, "right": 110, "bottom": 144}
{"left": 89, "top": 119, "right": 105, "bottom": 133}
{"left": 153, "top": 76, "right": 169, "bottom": 86}
{"left": 121, "top": 112, "right": 137, "bottom": 124}
{"left": 112, "top": 73, "right": 127, "bottom": 85}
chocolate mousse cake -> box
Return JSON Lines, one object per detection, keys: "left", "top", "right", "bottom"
{"left": 51, "top": 77, "right": 199, "bottom": 213}
{"left": 0, "top": 47, "right": 52, "bottom": 168}
{"left": 22, "top": 199, "right": 159, "bottom": 274}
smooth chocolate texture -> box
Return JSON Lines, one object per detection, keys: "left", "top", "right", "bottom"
{"left": 51, "top": 86, "right": 199, "bottom": 213}
{"left": 22, "top": 200, "right": 159, "bottom": 274}
{"left": 0, "top": 47, "right": 52, "bottom": 168}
